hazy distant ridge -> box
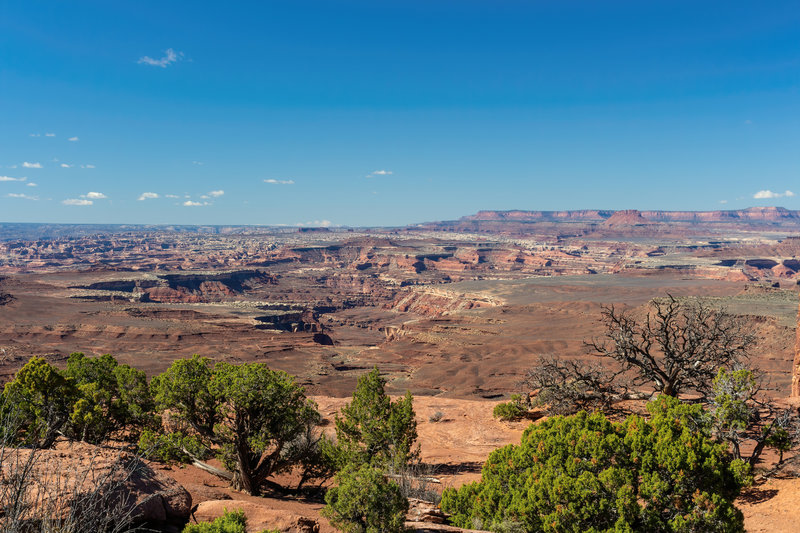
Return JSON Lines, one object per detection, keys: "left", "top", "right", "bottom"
{"left": 463, "top": 206, "right": 800, "bottom": 223}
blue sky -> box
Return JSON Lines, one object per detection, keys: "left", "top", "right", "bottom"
{"left": 1, "top": 1, "right": 798, "bottom": 226}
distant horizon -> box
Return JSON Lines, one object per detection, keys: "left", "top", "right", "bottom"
{"left": 1, "top": 204, "right": 799, "bottom": 230}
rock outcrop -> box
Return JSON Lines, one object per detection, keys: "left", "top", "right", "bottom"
{"left": 0, "top": 440, "right": 191, "bottom": 527}
{"left": 192, "top": 500, "right": 319, "bottom": 533}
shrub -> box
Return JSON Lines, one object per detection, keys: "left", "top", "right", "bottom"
{"left": 429, "top": 411, "right": 444, "bottom": 423}
{"left": 323, "top": 463, "right": 408, "bottom": 533}
{"left": 710, "top": 366, "right": 800, "bottom": 467}
{"left": 0, "top": 353, "right": 157, "bottom": 447}
{"left": 64, "top": 352, "right": 156, "bottom": 443}
{"left": 183, "top": 509, "right": 248, "bottom": 533}
{"left": 441, "top": 396, "right": 746, "bottom": 533}
{"left": 182, "top": 510, "right": 279, "bottom": 533}
{"left": 137, "top": 429, "right": 209, "bottom": 464}
{"left": 492, "top": 402, "right": 523, "bottom": 421}
{"left": 493, "top": 394, "right": 528, "bottom": 421}
{"left": 1, "top": 357, "right": 76, "bottom": 447}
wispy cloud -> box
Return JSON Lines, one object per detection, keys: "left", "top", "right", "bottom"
{"left": 22, "top": 162, "right": 42, "bottom": 169}
{"left": 719, "top": 200, "right": 728, "bottom": 204}
{"left": 61, "top": 163, "right": 72, "bottom": 168}
{"left": 753, "top": 189, "right": 795, "bottom": 199}
{"left": 62, "top": 198, "right": 92, "bottom": 206}
{"left": 366, "top": 169, "right": 392, "bottom": 178}
{"left": 263, "top": 179, "right": 295, "bottom": 185}
{"left": 68, "top": 136, "right": 79, "bottom": 142}
{"left": 192, "top": 161, "right": 204, "bottom": 165}
{"left": 138, "top": 48, "right": 184, "bottom": 68}
{"left": 27, "top": 182, "right": 37, "bottom": 187}
{"left": 200, "top": 189, "right": 225, "bottom": 200}
{"left": 7, "top": 193, "right": 38, "bottom": 200}
{"left": 138, "top": 192, "right": 159, "bottom": 201}
{"left": 29, "top": 133, "right": 40, "bottom": 137}
{"left": 80, "top": 164, "right": 95, "bottom": 169}
{"left": 183, "top": 200, "right": 207, "bottom": 207}
{"left": 45, "top": 133, "right": 55, "bottom": 137}
{"left": 165, "top": 194, "right": 180, "bottom": 199}
{"left": 0, "top": 176, "right": 26, "bottom": 182}
{"left": 83, "top": 191, "right": 107, "bottom": 199}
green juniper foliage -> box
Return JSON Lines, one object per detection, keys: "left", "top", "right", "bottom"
{"left": 182, "top": 509, "right": 279, "bottom": 533}
{"left": 323, "top": 463, "right": 409, "bottom": 533}
{"left": 1, "top": 356, "right": 77, "bottom": 447}
{"left": 151, "top": 355, "right": 323, "bottom": 496}
{"left": 64, "top": 352, "right": 156, "bottom": 443}
{"left": 0, "top": 353, "right": 157, "bottom": 447}
{"left": 328, "top": 367, "right": 418, "bottom": 471}
{"left": 441, "top": 395, "right": 747, "bottom": 533}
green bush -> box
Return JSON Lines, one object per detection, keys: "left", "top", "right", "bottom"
{"left": 323, "top": 463, "right": 408, "bottom": 533}
{"left": 183, "top": 510, "right": 248, "bottom": 533}
{"left": 1, "top": 357, "right": 77, "bottom": 447}
{"left": 0, "top": 353, "right": 157, "bottom": 448}
{"left": 492, "top": 401, "right": 524, "bottom": 421}
{"left": 182, "top": 508, "right": 281, "bottom": 533}
{"left": 64, "top": 352, "right": 156, "bottom": 443}
{"left": 442, "top": 395, "right": 746, "bottom": 533}
{"left": 137, "top": 429, "right": 209, "bottom": 463}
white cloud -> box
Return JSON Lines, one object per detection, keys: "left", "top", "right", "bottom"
{"left": 138, "top": 192, "right": 159, "bottom": 201}
{"left": 263, "top": 179, "right": 295, "bottom": 185}
{"left": 165, "top": 194, "right": 179, "bottom": 199}
{"left": 138, "top": 48, "right": 184, "bottom": 68}
{"left": 84, "top": 191, "right": 107, "bottom": 199}
{"left": 80, "top": 164, "right": 95, "bottom": 169}
{"left": 753, "top": 189, "right": 795, "bottom": 199}
{"left": 366, "top": 169, "right": 392, "bottom": 178}
{"left": 296, "top": 219, "right": 333, "bottom": 227}
{"left": 61, "top": 163, "right": 72, "bottom": 168}
{"left": 0, "top": 176, "right": 26, "bottom": 182}
{"left": 719, "top": 200, "right": 728, "bottom": 204}
{"left": 192, "top": 161, "right": 204, "bottom": 165}
{"left": 207, "top": 190, "right": 224, "bottom": 197}
{"left": 62, "top": 198, "right": 92, "bottom": 206}
{"left": 27, "top": 182, "right": 37, "bottom": 187}
{"left": 22, "top": 162, "right": 42, "bottom": 169}
{"left": 45, "top": 133, "right": 55, "bottom": 137}
{"left": 29, "top": 133, "right": 40, "bottom": 137}
{"left": 183, "top": 200, "right": 207, "bottom": 207}
{"left": 68, "top": 136, "right": 79, "bottom": 142}
{"left": 6, "top": 193, "right": 38, "bottom": 200}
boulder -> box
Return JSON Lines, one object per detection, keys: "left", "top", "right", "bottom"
{"left": 407, "top": 498, "right": 447, "bottom": 524}
{"left": 0, "top": 440, "right": 191, "bottom": 527}
{"left": 192, "top": 500, "right": 319, "bottom": 533}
